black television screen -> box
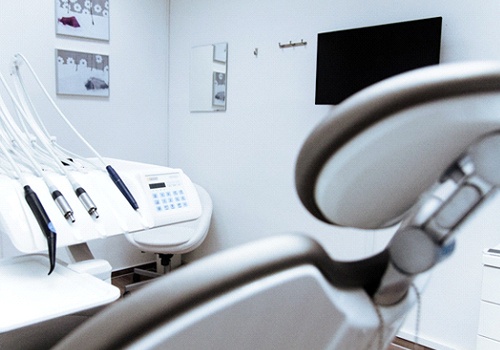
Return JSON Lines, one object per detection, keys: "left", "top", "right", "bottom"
{"left": 315, "top": 17, "right": 442, "bottom": 105}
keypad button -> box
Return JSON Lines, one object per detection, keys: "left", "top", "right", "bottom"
{"left": 150, "top": 185, "right": 191, "bottom": 212}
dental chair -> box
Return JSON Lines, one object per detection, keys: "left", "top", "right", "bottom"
{"left": 54, "top": 61, "right": 500, "bottom": 350}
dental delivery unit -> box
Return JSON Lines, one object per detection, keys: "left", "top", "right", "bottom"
{"left": 0, "top": 54, "right": 211, "bottom": 349}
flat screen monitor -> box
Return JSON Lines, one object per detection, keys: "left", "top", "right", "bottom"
{"left": 315, "top": 17, "right": 442, "bottom": 105}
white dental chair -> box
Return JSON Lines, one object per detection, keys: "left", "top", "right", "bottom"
{"left": 53, "top": 61, "right": 500, "bottom": 350}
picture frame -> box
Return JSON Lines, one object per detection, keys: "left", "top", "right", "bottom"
{"left": 56, "top": 0, "right": 110, "bottom": 41}
{"left": 56, "top": 49, "right": 109, "bottom": 97}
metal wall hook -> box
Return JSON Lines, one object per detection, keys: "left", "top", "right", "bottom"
{"left": 279, "top": 39, "right": 307, "bottom": 49}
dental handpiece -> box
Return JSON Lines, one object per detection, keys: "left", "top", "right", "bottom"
{"left": 24, "top": 185, "right": 57, "bottom": 275}
{"left": 106, "top": 165, "right": 139, "bottom": 210}
{"left": 51, "top": 189, "right": 75, "bottom": 222}
{"left": 75, "top": 187, "right": 99, "bottom": 219}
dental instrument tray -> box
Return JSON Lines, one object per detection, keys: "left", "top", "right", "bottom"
{"left": 0, "top": 158, "right": 202, "bottom": 254}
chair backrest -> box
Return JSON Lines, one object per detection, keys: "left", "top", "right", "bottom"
{"left": 53, "top": 234, "right": 415, "bottom": 350}
{"left": 126, "top": 184, "right": 213, "bottom": 255}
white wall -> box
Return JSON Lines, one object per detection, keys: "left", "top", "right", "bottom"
{"left": 168, "top": 0, "right": 500, "bottom": 349}
{"left": 0, "top": 0, "right": 169, "bottom": 269}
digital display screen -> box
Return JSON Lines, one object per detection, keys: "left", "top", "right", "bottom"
{"left": 149, "top": 182, "right": 166, "bottom": 190}
{"left": 315, "top": 17, "right": 442, "bottom": 105}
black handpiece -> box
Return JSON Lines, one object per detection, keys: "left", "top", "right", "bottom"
{"left": 24, "top": 185, "right": 57, "bottom": 275}
{"left": 106, "top": 165, "right": 139, "bottom": 210}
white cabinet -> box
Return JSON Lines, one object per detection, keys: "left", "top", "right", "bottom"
{"left": 477, "top": 248, "right": 500, "bottom": 349}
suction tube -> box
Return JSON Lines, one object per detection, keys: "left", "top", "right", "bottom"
{"left": 24, "top": 185, "right": 57, "bottom": 274}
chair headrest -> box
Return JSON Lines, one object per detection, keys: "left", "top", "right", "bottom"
{"left": 296, "top": 61, "right": 500, "bottom": 229}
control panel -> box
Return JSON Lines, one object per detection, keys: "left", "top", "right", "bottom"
{"left": 142, "top": 170, "right": 202, "bottom": 227}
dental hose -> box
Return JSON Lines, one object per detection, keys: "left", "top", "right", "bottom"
{"left": 12, "top": 54, "right": 139, "bottom": 211}
{"left": 0, "top": 71, "right": 76, "bottom": 224}
{"left": 10, "top": 74, "right": 99, "bottom": 219}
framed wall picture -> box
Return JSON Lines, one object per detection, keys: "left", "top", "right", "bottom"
{"left": 56, "top": 0, "right": 110, "bottom": 41}
{"left": 56, "top": 49, "right": 109, "bottom": 97}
